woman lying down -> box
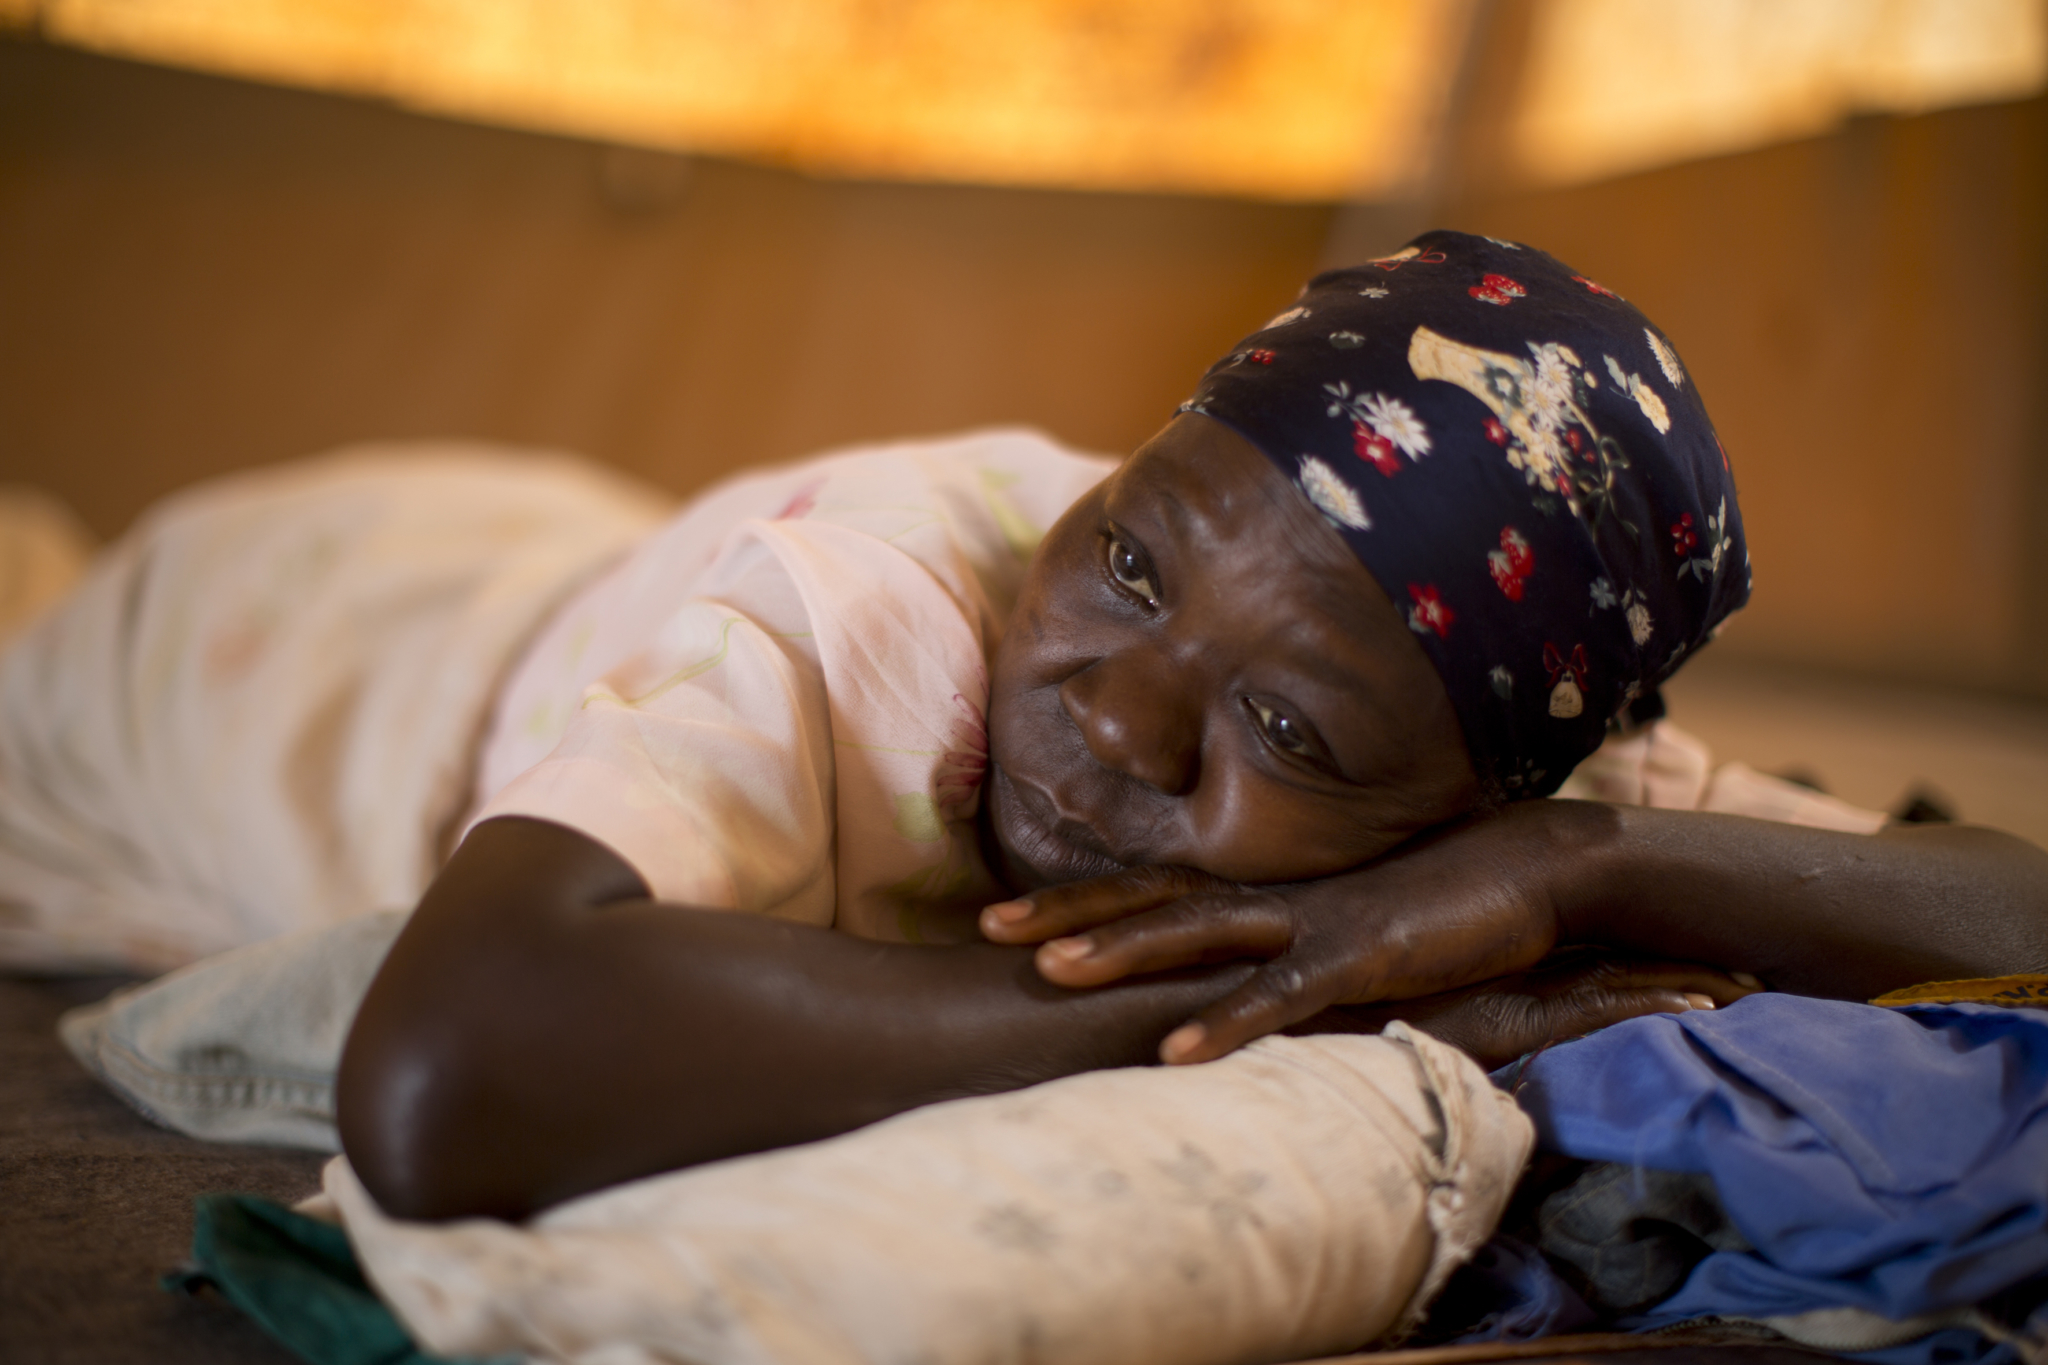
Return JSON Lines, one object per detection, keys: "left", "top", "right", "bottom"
{"left": 9, "top": 231, "right": 2048, "bottom": 1364}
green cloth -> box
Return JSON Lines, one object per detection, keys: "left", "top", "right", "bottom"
{"left": 165, "top": 1193, "right": 514, "bottom": 1365}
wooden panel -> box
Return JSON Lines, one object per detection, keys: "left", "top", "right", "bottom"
{"left": 1447, "top": 96, "right": 2048, "bottom": 692}
{"left": 0, "top": 37, "right": 1329, "bottom": 537}
{"left": 3, "top": 35, "right": 2044, "bottom": 696}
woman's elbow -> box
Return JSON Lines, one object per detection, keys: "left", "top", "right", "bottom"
{"left": 335, "top": 986, "right": 520, "bottom": 1222}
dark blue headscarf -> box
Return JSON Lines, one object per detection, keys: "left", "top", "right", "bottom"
{"left": 1184, "top": 230, "right": 1749, "bottom": 799}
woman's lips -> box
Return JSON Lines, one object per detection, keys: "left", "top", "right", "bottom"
{"left": 985, "top": 762, "right": 1126, "bottom": 889}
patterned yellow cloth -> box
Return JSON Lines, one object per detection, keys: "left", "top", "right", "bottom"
{"left": 1870, "top": 976, "right": 2048, "bottom": 1009}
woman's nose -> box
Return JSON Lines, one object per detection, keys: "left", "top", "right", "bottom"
{"left": 1058, "top": 649, "right": 1200, "bottom": 796}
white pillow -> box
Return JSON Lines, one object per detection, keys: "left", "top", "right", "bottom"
{"left": 328, "top": 1024, "right": 1532, "bottom": 1365}
{"left": 60, "top": 911, "right": 404, "bottom": 1151}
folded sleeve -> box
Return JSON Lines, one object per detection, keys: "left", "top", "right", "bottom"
{"left": 471, "top": 530, "right": 838, "bottom": 925}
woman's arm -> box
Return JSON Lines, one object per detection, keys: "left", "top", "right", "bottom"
{"left": 1556, "top": 804, "right": 2048, "bottom": 995}
{"left": 984, "top": 802, "right": 2048, "bottom": 1062}
{"left": 336, "top": 816, "right": 1253, "bottom": 1223}
{"left": 338, "top": 814, "right": 1743, "bottom": 1222}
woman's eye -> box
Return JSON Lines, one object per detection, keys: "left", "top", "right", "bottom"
{"left": 1104, "top": 534, "right": 1159, "bottom": 604}
{"left": 1246, "top": 698, "right": 1316, "bottom": 760}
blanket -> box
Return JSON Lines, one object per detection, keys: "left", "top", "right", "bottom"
{"left": 0, "top": 446, "right": 668, "bottom": 974}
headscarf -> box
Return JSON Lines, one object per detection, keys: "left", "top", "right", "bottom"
{"left": 1183, "top": 230, "right": 1749, "bottom": 799}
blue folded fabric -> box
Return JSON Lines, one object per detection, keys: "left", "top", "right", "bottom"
{"left": 1507, "top": 994, "right": 2048, "bottom": 1333}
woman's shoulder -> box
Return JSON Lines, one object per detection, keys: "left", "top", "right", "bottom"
{"left": 751, "top": 427, "right": 1114, "bottom": 533}
{"left": 649, "top": 429, "right": 1115, "bottom": 630}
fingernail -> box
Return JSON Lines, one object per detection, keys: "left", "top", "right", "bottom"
{"left": 985, "top": 899, "right": 1033, "bottom": 924}
{"left": 1161, "top": 1023, "right": 1207, "bottom": 1063}
{"left": 1043, "top": 936, "right": 1093, "bottom": 962}
{"left": 1731, "top": 971, "right": 1761, "bottom": 989}
{"left": 1684, "top": 992, "right": 1716, "bottom": 1011}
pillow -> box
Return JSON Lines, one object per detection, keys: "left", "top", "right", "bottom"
{"left": 60, "top": 910, "right": 405, "bottom": 1151}
{"left": 327, "top": 1024, "right": 1533, "bottom": 1365}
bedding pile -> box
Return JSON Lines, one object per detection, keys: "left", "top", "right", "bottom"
{"left": 0, "top": 446, "right": 668, "bottom": 974}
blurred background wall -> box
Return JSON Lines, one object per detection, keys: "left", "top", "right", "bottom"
{"left": 2, "top": 0, "right": 2045, "bottom": 701}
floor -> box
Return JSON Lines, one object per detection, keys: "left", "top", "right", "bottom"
{"left": 1664, "top": 654, "right": 2048, "bottom": 848}
{"left": 0, "top": 973, "right": 324, "bottom": 1365}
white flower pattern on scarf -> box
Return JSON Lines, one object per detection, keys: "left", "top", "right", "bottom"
{"left": 1296, "top": 455, "right": 1370, "bottom": 530}
{"left": 1646, "top": 329, "right": 1686, "bottom": 388}
{"left": 1605, "top": 355, "right": 1671, "bottom": 434}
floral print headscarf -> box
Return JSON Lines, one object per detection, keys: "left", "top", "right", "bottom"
{"left": 1183, "top": 230, "right": 1749, "bottom": 799}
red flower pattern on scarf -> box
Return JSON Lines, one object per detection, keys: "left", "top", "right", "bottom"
{"left": 1352, "top": 420, "right": 1402, "bottom": 476}
{"left": 1469, "top": 273, "right": 1527, "bottom": 306}
{"left": 773, "top": 479, "right": 824, "bottom": 521}
{"left": 1487, "top": 527, "right": 1535, "bottom": 601}
{"left": 1408, "top": 584, "right": 1455, "bottom": 637}
{"left": 1671, "top": 513, "right": 1698, "bottom": 554}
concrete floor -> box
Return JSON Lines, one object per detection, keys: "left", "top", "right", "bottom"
{"left": 1663, "top": 654, "right": 2048, "bottom": 848}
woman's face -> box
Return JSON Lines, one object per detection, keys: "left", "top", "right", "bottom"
{"left": 983, "top": 413, "right": 1483, "bottom": 891}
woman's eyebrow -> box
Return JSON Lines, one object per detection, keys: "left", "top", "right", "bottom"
{"left": 1109, "top": 479, "right": 1197, "bottom": 548}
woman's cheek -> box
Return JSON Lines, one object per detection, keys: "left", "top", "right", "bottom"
{"left": 1185, "top": 778, "right": 1398, "bottom": 883}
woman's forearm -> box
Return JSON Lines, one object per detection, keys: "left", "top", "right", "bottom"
{"left": 336, "top": 817, "right": 1250, "bottom": 1223}
{"left": 1552, "top": 801, "right": 2048, "bottom": 999}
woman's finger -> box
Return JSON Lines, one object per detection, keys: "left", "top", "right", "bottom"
{"left": 1032, "top": 893, "right": 1293, "bottom": 988}
{"left": 1570, "top": 959, "right": 1764, "bottom": 1010}
{"left": 1393, "top": 983, "right": 1704, "bottom": 1071}
{"left": 979, "top": 864, "right": 1229, "bottom": 944}
{"left": 1160, "top": 953, "right": 1345, "bottom": 1064}
{"left": 1536, "top": 984, "right": 1719, "bottom": 1041}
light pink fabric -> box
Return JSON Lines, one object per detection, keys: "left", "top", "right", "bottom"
{"left": 469, "top": 431, "right": 1114, "bottom": 943}
{"left": 0, "top": 445, "right": 669, "bottom": 974}
{"left": 1558, "top": 722, "right": 1888, "bottom": 834}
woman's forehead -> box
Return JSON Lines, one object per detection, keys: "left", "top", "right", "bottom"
{"left": 1101, "top": 417, "right": 1440, "bottom": 718}
{"left": 1110, "top": 413, "right": 1372, "bottom": 587}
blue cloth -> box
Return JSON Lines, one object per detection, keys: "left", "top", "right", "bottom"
{"left": 1184, "top": 230, "right": 1750, "bottom": 798}
{"left": 1508, "top": 993, "right": 2048, "bottom": 1334}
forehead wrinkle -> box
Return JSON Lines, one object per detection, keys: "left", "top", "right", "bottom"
{"left": 1113, "top": 465, "right": 1224, "bottom": 554}
{"left": 1256, "top": 456, "right": 1367, "bottom": 576}
{"left": 1254, "top": 590, "right": 1399, "bottom": 724}
{"left": 1115, "top": 425, "right": 1279, "bottom": 549}
{"left": 1256, "top": 486, "right": 1400, "bottom": 658}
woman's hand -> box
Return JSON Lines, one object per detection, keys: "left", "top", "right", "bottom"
{"left": 979, "top": 801, "right": 1601, "bottom": 1064}
{"left": 983, "top": 794, "right": 2048, "bottom": 1063}
{"left": 1295, "top": 950, "right": 1760, "bottom": 1071}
